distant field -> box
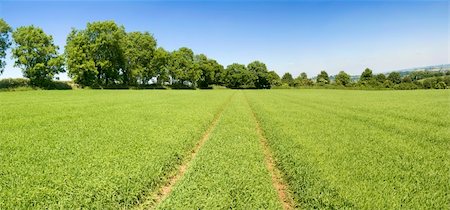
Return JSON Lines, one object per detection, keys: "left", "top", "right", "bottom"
{"left": 0, "top": 89, "right": 448, "bottom": 209}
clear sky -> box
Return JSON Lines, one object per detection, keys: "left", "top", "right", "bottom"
{"left": 0, "top": 0, "right": 448, "bottom": 80}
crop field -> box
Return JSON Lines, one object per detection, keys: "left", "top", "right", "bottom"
{"left": 0, "top": 89, "right": 449, "bottom": 209}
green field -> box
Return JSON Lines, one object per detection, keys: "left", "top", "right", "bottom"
{"left": 0, "top": 90, "right": 448, "bottom": 209}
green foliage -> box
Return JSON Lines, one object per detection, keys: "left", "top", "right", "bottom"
{"left": 359, "top": 68, "right": 373, "bottom": 82}
{"left": 375, "top": 73, "right": 386, "bottom": 84}
{"left": 294, "top": 72, "right": 313, "bottom": 87}
{"left": 65, "top": 21, "right": 126, "bottom": 87}
{"left": 124, "top": 31, "right": 157, "bottom": 85}
{"left": 0, "top": 78, "right": 72, "bottom": 90}
{"left": 394, "top": 82, "right": 418, "bottom": 90}
{"left": 0, "top": 19, "right": 12, "bottom": 74}
{"left": 387, "top": 72, "right": 401, "bottom": 84}
{"left": 409, "top": 70, "right": 446, "bottom": 81}
{"left": 402, "top": 75, "right": 412, "bottom": 83}
{"left": 223, "top": 63, "right": 255, "bottom": 88}
{"left": 421, "top": 76, "right": 450, "bottom": 89}
{"left": 168, "top": 47, "right": 200, "bottom": 87}
{"left": 316, "top": 70, "right": 330, "bottom": 85}
{"left": 267, "top": 71, "right": 282, "bottom": 87}
{"left": 151, "top": 47, "right": 170, "bottom": 85}
{"left": 383, "top": 80, "right": 394, "bottom": 88}
{"left": 195, "top": 54, "right": 224, "bottom": 89}
{"left": 0, "top": 78, "right": 29, "bottom": 89}
{"left": 281, "top": 72, "right": 294, "bottom": 86}
{"left": 12, "top": 26, "right": 64, "bottom": 87}
{"left": 335, "top": 71, "right": 351, "bottom": 86}
{"left": 247, "top": 61, "right": 270, "bottom": 89}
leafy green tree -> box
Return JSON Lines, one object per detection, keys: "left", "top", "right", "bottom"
{"left": 12, "top": 26, "right": 64, "bottom": 87}
{"left": 359, "top": 68, "right": 373, "bottom": 82}
{"left": 294, "top": 72, "right": 313, "bottom": 86}
{"left": 316, "top": 70, "right": 330, "bottom": 84}
{"left": 65, "top": 21, "right": 126, "bottom": 87}
{"left": 299, "top": 72, "right": 308, "bottom": 80}
{"left": 151, "top": 47, "right": 170, "bottom": 85}
{"left": 435, "top": 81, "right": 447, "bottom": 89}
{"left": 375, "top": 73, "right": 386, "bottom": 84}
{"left": 195, "top": 54, "right": 223, "bottom": 88}
{"left": 402, "top": 75, "right": 412, "bottom": 83}
{"left": 387, "top": 72, "right": 401, "bottom": 84}
{"left": 281, "top": 72, "right": 294, "bottom": 86}
{"left": 124, "top": 31, "right": 156, "bottom": 85}
{"left": 267, "top": 71, "right": 281, "bottom": 87}
{"left": 383, "top": 80, "right": 394, "bottom": 88}
{"left": 223, "top": 63, "right": 254, "bottom": 88}
{"left": 422, "top": 78, "right": 433, "bottom": 89}
{"left": 335, "top": 71, "right": 351, "bottom": 86}
{"left": 0, "top": 19, "right": 12, "bottom": 75}
{"left": 247, "top": 61, "right": 270, "bottom": 89}
{"left": 443, "top": 76, "right": 450, "bottom": 86}
{"left": 168, "top": 47, "right": 200, "bottom": 87}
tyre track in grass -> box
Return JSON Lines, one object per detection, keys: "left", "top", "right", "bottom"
{"left": 244, "top": 92, "right": 296, "bottom": 210}
{"left": 137, "top": 92, "right": 235, "bottom": 209}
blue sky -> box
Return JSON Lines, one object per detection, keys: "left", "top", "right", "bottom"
{"left": 0, "top": 0, "right": 448, "bottom": 80}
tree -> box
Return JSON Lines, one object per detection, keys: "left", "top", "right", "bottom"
{"left": 375, "top": 73, "right": 386, "bottom": 84}
{"left": 168, "top": 47, "right": 200, "bottom": 87}
{"left": 151, "top": 47, "right": 170, "bottom": 85}
{"left": 316, "top": 70, "right": 330, "bottom": 84}
{"left": 0, "top": 19, "right": 12, "bottom": 75}
{"left": 195, "top": 54, "right": 223, "bottom": 88}
{"left": 387, "top": 72, "right": 401, "bottom": 84}
{"left": 299, "top": 72, "right": 308, "bottom": 80}
{"left": 12, "top": 26, "right": 64, "bottom": 87}
{"left": 267, "top": 71, "right": 281, "bottom": 87}
{"left": 402, "top": 75, "right": 412, "bottom": 83}
{"left": 66, "top": 21, "right": 127, "bottom": 87}
{"left": 281, "top": 72, "right": 294, "bottom": 86}
{"left": 335, "top": 71, "right": 351, "bottom": 86}
{"left": 359, "top": 68, "right": 373, "bottom": 82}
{"left": 294, "top": 72, "right": 313, "bottom": 86}
{"left": 248, "top": 61, "right": 270, "bottom": 89}
{"left": 223, "top": 63, "right": 254, "bottom": 88}
{"left": 124, "top": 31, "right": 157, "bottom": 85}
{"left": 435, "top": 81, "right": 447, "bottom": 89}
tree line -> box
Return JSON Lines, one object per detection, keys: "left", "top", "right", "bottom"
{"left": 0, "top": 19, "right": 274, "bottom": 89}
{"left": 0, "top": 19, "right": 448, "bottom": 90}
{"left": 278, "top": 68, "right": 450, "bottom": 90}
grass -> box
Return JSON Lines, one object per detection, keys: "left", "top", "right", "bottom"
{"left": 0, "top": 89, "right": 448, "bottom": 209}
{"left": 245, "top": 89, "right": 449, "bottom": 209}
{"left": 0, "top": 90, "right": 233, "bottom": 209}
{"left": 157, "top": 91, "right": 282, "bottom": 209}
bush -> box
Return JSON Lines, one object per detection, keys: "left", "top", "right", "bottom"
{"left": 0, "top": 78, "right": 73, "bottom": 90}
{"left": 47, "top": 81, "right": 73, "bottom": 90}
{"left": 434, "top": 81, "right": 447, "bottom": 89}
{"left": 0, "top": 78, "right": 30, "bottom": 89}
{"left": 394, "top": 83, "right": 418, "bottom": 90}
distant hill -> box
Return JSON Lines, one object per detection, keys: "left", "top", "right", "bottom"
{"left": 343, "top": 64, "right": 450, "bottom": 81}
{"left": 384, "top": 64, "right": 450, "bottom": 77}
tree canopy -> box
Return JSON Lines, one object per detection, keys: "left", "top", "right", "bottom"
{"left": 12, "top": 26, "right": 64, "bottom": 87}
{"left": 0, "top": 19, "right": 12, "bottom": 75}
{"left": 281, "top": 72, "right": 294, "bottom": 86}
{"left": 335, "top": 71, "right": 351, "bottom": 86}
{"left": 65, "top": 21, "right": 127, "bottom": 87}
{"left": 316, "top": 71, "right": 330, "bottom": 84}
